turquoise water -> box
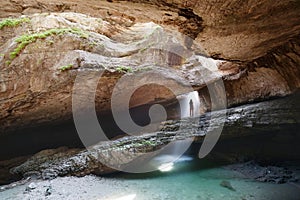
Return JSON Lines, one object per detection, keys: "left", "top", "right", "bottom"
{"left": 1, "top": 156, "right": 300, "bottom": 200}
{"left": 105, "top": 156, "right": 300, "bottom": 200}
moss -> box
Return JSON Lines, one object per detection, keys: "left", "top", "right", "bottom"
{"left": 141, "top": 140, "right": 156, "bottom": 146}
{"left": 0, "top": 17, "right": 30, "bottom": 30}
{"left": 5, "top": 61, "right": 11, "bottom": 65}
{"left": 8, "top": 28, "right": 89, "bottom": 61}
{"left": 46, "top": 40, "right": 55, "bottom": 45}
{"left": 116, "top": 66, "right": 134, "bottom": 73}
{"left": 59, "top": 64, "right": 73, "bottom": 71}
{"left": 131, "top": 140, "right": 157, "bottom": 148}
{"left": 115, "top": 66, "right": 152, "bottom": 74}
{"left": 88, "top": 41, "right": 99, "bottom": 49}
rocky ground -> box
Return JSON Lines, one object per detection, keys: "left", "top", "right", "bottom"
{"left": 1, "top": 160, "right": 300, "bottom": 200}
{"left": 225, "top": 161, "right": 300, "bottom": 184}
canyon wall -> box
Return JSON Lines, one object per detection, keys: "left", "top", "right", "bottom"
{"left": 0, "top": 0, "right": 299, "bottom": 132}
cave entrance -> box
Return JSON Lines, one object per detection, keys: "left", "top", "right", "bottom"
{"left": 0, "top": 95, "right": 183, "bottom": 161}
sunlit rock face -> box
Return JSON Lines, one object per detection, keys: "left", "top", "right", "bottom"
{"left": 0, "top": 0, "right": 299, "bottom": 132}
{"left": 0, "top": 13, "right": 215, "bottom": 132}
{"left": 1, "top": 0, "right": 299, "bottom": 60}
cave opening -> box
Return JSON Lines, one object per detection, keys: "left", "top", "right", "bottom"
{"left": 0, "top": 96, "right": 182, "bottom": 161}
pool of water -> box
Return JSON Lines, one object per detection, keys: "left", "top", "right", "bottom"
{"left": 103, "top": 157, "right": 300, "bottom": 200}
{"left": 1, "top": 156, "right": 300, "bottom": 200}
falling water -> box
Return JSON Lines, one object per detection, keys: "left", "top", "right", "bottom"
{"left": 147, "top": 91, "right": 200, "bottom": 170}
{"left": 177, "top": 91, "right": 200, "bottom": 118}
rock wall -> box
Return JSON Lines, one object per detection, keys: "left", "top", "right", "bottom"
{"left": 8, "top": 92, "right": 300, "bottom": 181}
{"left": 0, "top": 0, "right": 299, "bottom": 132}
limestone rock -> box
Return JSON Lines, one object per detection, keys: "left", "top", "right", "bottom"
{"left": 10, "top": 93, "right": 300, "bottom": 180}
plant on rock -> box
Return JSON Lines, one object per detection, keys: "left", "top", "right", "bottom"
{"left": 8, "top": 28, "right": 89, "bottom": 62}
{"left": 0, "top": 17, "right": 30, "bottom": 30}
{"left": 59, "top": 64, "right": 73, "bottom": 72}
{"left": 116, "top": 66, "right": 134, "bottom": 73}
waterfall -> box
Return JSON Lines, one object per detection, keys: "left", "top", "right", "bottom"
{"left": 149, "top": 91, "right": 200, "bottom": 171}
{"left": 177, "top": 91, "right": 200, "bottom": 118}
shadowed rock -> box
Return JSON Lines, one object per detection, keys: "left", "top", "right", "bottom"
{"left": 9, "top": 93, "right": 300, "bottom": 180}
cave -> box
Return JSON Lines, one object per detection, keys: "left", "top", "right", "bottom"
{"left": 0, "top": 0, "right": 300, "bottom": 199}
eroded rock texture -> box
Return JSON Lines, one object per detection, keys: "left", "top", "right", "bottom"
{"left": 0, "top": 13, "right": 208, "bottom": 132}
{"left": 9, "top": 92, "right": 300, "bottom": 180}
{"left": 0, "top": 0, "right": 299, "bottom": 132}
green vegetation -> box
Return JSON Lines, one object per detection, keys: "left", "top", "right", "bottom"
{"left": 59, "top": 64, "right": 73, "bottom": 71}
{"left": 88, "top": 41, "right": 103, "bottom": 49}
{"left": 0, "top": 17, "right": 30, "bottom": 30}
{"left": 141, "top": 140, "right": 156, "bottom": 146}
{"left": 115, "top": 66, "right": 152, "bottom": 74}
{"left": 46, "top": 39, "right": 54, "bottom": 45}
{"left": 108, "top": 139, "right": 157, "bottom": 150}
{"left": 8, "top": 28, "right": 88, "bottom": 61}
{"left": 131, "top": 140, "right": 157, "bottom": 148}
{"left": 116, "top": 66, "right": 134, "bottom": 73}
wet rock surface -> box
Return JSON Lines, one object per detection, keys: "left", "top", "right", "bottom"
{"left": 225, "top": 161, "right": 300, "bottom": 184}
{"left": 220, "top": 180, "right": 236, "bottom": 191}
{"left": 6, "top": 92, "right": 300, "bottom": 183}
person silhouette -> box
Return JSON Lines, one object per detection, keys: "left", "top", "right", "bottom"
{"left": 189, "top": 99, "right": 194, "bottom": 117}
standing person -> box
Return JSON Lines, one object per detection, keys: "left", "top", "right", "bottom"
{"left": 189, "top": 99, "right": 194, "bottom": 117}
